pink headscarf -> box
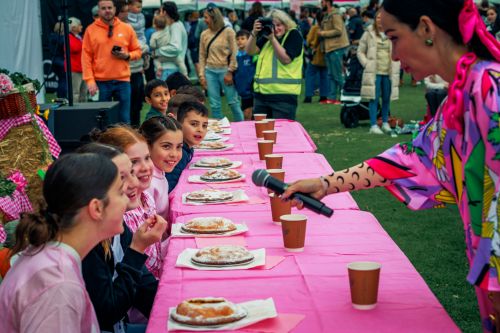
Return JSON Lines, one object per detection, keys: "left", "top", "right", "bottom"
{"left": 443, "top": 0, "right": 500, "bottom": 133}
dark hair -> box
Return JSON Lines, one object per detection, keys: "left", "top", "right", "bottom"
{"left": 139, "top": 116, "right": 182, "bottom": 146}
{"left": 165, "top": 72, "right": 192, "bottom": 92}
{"left": 176, "top": 85, "right": 206, "bottom": 102}
{"left": 13, "top": 154, "right": 118, "bottom": 255}
{"left": 237, "top": 29, "right": 251, "bottom": 38}
{"left": 167, "top": 94, "right": 199, "bottom": 116}
{"left": 145, "top": 79, "right": 169, "bottom": 98}
{"left": 249, "top": 1, "right": 264, "bottom": 16}
{"left": 162, "top": 1, "right": 179, "bottom": 21}
{"left": 177, "top": 101, "right": 209, "bottom": 123}
{"left": 382, "top": 0, "right": 495, "bottom": 60}
{"left": 76, "top": 142, "right": 124, "bottom": 158}
{"left": 361, "top": 10, "right": 374, "bottom": 19}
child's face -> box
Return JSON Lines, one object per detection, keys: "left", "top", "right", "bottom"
{"left": 125, "top": 141, "right": 154, "bottom": 193}
{"left": 146, "top": 86, "right": 170, "bottom": 113}
{"left": 129, "top": 2, "right": 142, "bottom": 14}
{"left": 181, "top": 111, "right": 208, "bottom": 147}
{"left": 236, "top": 35, "right": 248, "bottom": 50}
{"left": 150, "top": 130, "right": 184, "bottom": 173}
{"left": 100, "top": 172, "right": 129, "bottom": 238}
{"left": 112, "top": 153, "right": 140, "bottom": 211}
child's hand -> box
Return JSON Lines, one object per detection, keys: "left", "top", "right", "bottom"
{"left": 130, "top": 215, "right": 168, "bottom": 253}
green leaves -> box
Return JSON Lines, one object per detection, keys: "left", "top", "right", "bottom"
{"left": 0, "top": 68, "right": 41, "bottom": 92}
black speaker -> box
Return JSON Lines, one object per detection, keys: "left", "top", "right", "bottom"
{"left": 47, "top": 101, "right": 120, "bottom": 153}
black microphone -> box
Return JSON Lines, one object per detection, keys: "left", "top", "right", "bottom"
{"left": 252, "top": 169, "right": 334, "bottom": 217}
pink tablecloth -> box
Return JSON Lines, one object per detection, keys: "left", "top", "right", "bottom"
{"left": 194, "top": 120, "right": 317, "bottom": 156}
{"left": 168, "top": 153, "right": 359, "bottom": 222}
{"left": 147, "top": 209, "right": 459, "bottom": 332}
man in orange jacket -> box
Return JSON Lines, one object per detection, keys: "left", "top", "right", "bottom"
{"left": 82, "top": 0, "right": 142, "bottom": 124}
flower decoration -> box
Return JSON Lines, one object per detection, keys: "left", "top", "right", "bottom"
{"left": 0, "top": 73, "right": 14, "bottom": 95}
{"left": 7, "top": 171, "right": 28, "bottom": 193}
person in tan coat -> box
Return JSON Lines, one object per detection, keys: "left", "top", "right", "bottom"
{"left": 304, "top": 11, "right": 329, "bottom": 103}
{"left": 319, "top": 0, "right": 350, "bottom": 104}
{"left": 357, "top": 12, "right": 400, "bottom": 134}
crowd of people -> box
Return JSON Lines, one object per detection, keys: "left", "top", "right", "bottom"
{"left": 2, "top": 0, "right": 499, "bottom": 332}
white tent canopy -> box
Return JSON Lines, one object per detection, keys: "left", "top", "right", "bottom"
{"left": 0, "top": 0, "right": 45, "bottom": 102}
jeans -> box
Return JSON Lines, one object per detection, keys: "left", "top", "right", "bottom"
{"left": 97, "top": 80, "right": 131, "bottom": 124}
{"left": 304, "top": 63, "right": 330, "bottom": 98}
{"left": 205, "top": 67, "right": 244, "bottom": 121}
{"left": 325, "top": 47, "right": 346, "bottom": 100}
{"left": 369, "top": 74, "right": 391, "bottom": 126}
{"left": 160, "top": 66, "right": 179, "bottom": 81}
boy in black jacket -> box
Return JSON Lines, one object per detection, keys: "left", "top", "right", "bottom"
{"left": 166, "top": 101, "right": 209, "bottom": 192}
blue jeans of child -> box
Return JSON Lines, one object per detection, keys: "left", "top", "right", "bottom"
{"left": 97, "top": 80, "right": 131, "bottom": 124}
{"left": 205, "top": 67, "right": 244, "bottom": 121}
{"left": 369, "top": 74, "right": 391, "bottom": 126}
{"left": 305, "top": 63, "right": 330, "bottom": 98}
{"left": 325, "top": 47, "right": 346, "bottom": 100}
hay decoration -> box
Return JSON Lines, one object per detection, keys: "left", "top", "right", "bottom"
{"left": 0, "top": 123, "right": 52, "bottom": 215}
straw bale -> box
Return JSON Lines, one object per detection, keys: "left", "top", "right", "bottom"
{"left": 0, "top": 123, "right": 52, "bottom": 213}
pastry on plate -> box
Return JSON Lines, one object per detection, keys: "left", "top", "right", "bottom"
{"left": 181, "top": 217, "right": 237, "bottom": 234}
{"left": 186, "top": 189, "right": 234, "bottom": 203}
{"left": 194, "top": 157, "right": 233, "bottom": 168}
{"left": 203, "top": 132, "right": 223, "bottom": 141}
{"left": 191, "top": 245, "right": 254, "bottom": 266}
{"left": 200, "top": 169, "right": 242, "bottom": 182}
{"left": 171, "top": 297, "right": 247, "bottom": 326}
{"left": 195, "top": 141, "right": 227, "bottom": 150}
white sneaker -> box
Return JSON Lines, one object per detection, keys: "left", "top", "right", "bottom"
{"left": 369, "top": 125, "right": 384, "bottom": 134}
{"left": 381, "top": 122, "right": 392, "bottom": 134}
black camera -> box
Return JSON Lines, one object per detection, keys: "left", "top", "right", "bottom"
{"left": 111, "top": 45, "right": 122, "bottom": 52}
{"left": 258, "top": 17, "right": 274, "bottom": 36}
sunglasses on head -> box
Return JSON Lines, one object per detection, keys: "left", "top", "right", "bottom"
{"left": 108, "top": 24, "right": 113, "bottom": 38}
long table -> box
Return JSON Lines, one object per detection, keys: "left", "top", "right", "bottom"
{"left": 147, "top": 209, "right": 460, "bottom": 332}
{"left": 168, "top": 153, "right": 359, "bottom": 223}
{"left": 149, "top": 120, "right": 459, "bottom": 332}
{"left": 195, "top": 120, "right": 317, "bottom": 156}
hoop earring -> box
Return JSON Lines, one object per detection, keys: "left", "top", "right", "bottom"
{"left": 425, "top": 39, "right": 434, "bottom": 46}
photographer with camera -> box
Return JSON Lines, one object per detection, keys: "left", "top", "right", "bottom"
{"left": 246, "top": 9, "right": 304, "bottom": 120}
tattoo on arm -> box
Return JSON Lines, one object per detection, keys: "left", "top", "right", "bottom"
{"left": 326, "top": 162, "right": 388, "bottom": 194}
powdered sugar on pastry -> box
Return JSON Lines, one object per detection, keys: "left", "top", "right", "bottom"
{"left": 181, "top": 217, "right": 237, "bottom": 234}
{"left": 192, "top": 245, "right": 254, "bottom": 265}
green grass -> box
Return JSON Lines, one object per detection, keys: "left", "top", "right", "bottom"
{"left": 213, "top": 75, "right": 481, "bottom": 332}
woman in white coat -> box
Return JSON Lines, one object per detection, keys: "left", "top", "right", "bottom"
{"left": 357, "top": 11, "right": 400, "bottom": 134}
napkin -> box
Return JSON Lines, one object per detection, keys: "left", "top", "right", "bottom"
{"left": 170, "top": 223, "right": 249, "bottom": 238}
{"left": 254, "top": 255, "right": 285, "bottom": 270}
{"left": 168, "top": 298, "right": 277, "bottom": 331}
{"left": 176, "top": 248, "right": 266, "bottom": 270}
{"left": 195, "top": 236, "right": 247, "bottom": 248}
{"left": 243, "top": 313, "right": 306, "bottom": 333}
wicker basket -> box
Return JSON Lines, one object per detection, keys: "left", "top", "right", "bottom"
{"left": 0, "top": 83, "right": 36, "bottom": 120}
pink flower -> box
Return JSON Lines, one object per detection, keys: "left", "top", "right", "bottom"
{"left": 0, "top": 73, "right": 14, "bottom": 95}
{"left": 7, "top": 171, "right": 28, "bottom": 192}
